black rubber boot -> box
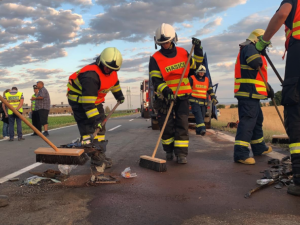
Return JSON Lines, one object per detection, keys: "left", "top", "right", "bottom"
{"left": 177, "top": 155, "right": 187, "bottom": 164}
{"left": 200, "top": 130, "right": 206, "bottom": 136}
{"left": 91, "top": 151, "right": 112, "bottom": 168}
{"left": 287, "top": 184, "right": 300, "bottom": 196}
{"left": 166, "top": 152, "right": 174, "bottom": 161}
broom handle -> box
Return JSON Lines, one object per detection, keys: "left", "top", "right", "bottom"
{"left": 257, "top": 67, "right": 285, "bottom": 127}
{"left": 152, "top": 44, "right": 195, "bottom": 158}
{"left": 265, "top": 53, "right": 284, "bottom": 84}
{"left": 93, "top": 102, "right": 121, "bottom": 137}
{"left": 0, "top": 95, "right": 60, "bottom": 152}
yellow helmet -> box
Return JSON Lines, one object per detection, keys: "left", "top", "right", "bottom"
{"left": 99, "top": 47, "right": 123, "bottom": 71}
{"left": 247, "top": 29, "right": 265, "bottom": 43}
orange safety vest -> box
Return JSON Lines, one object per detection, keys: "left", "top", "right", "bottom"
{"left": 191, "top": 76, "right": 209, "bottom": 99}
{"left": 152, "top": 47, "right": 192, "bottom": 96}
{"left": 285, "top": 0, "right": 300, "bottom": 51}
{"left": 68, "top": 65, "right": 118, "bottom": 105}
{"left": 234, "top": 52, "right": 268, "bottom": 99}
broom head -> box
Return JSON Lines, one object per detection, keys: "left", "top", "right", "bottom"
{"left": 35, "top": 147, "right": 89, "bottom": 165}
{"left": 139, "top": 155, "right": 167, "bottom": 172}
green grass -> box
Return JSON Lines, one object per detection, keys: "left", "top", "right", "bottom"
{"left": 0, "top": 111, "right": 137, "bottom": 139}
{"left": 211, "top": 120, "right": 286, "bottom": 145}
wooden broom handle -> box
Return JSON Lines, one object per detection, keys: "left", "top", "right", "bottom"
{"left": 257, "top": 67, "right": 285, "bottom": 127}
{"left": 152, "top": 45, "right": 195, "bottom": 158}
{"left": 0, "top": 95, "right": 60, "bottom": 152}
{"left": 93, "top": 101, "right": 121, "bottom": 137}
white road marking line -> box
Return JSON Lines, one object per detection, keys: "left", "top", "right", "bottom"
{"left": 0, "top": 162, "right": 42, "bottom": 184}
{"left": 108, "top": 125, "right": 121, "bottom": 131}
{"left": 0, "top": 124, "right": 77, "bottom": 142}
{"left": 129, "top": 119, "right": 134, "bottom": 121}
{"left": 207, "top": 129, "right": 287, "bottom": 159}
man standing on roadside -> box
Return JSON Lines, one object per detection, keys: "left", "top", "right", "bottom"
{"left": 3, "top": 87, "right": 25, "bottom": 141}
{"left": 30, "top": 85, "right": 41, "bottom": 136}
{"left": 255, "top": 0, "right": 300, "bottom": 196}
{"left": 31, "top": 81, "right": 50, "bottom": 136}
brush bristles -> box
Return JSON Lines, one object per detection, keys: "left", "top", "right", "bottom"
{"left": 139, "top": 158, "right": 167, "bottom": 172}
{"left": 36, "top": 153, "right": 89, "bottom": 165}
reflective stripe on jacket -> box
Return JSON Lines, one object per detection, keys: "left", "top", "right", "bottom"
{"left": 285, "top": 0, "right": 300, "bottom": 50}
{"left": 191, "top": 76, "right": 209, "bottom": 99}
{"left": 31, "top": 94, "right": 36, "bottom": 111}
{"left": 67, "top": 65, "right": 118, "bottom": 105}
{"left": 5, "top": 92, "right": 23, "bottom": 115}
{"left": 234, "top": 52, "right": 268, "bottom": 100}
{"left": 152, "top": 47, "right": 192, "bottom": 97}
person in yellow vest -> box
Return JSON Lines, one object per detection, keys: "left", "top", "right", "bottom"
{"left": 234, "top": 29, "right": 274, "bottom": 165}
{"left": 149, "top": 23, "right": 203, "bottom": 164}
{"left": 3, "top": 87, "right": 25, "bottom": 141}
{"left": 30, "top": 85, "right": 41, "bottom": 136}
{"left": 255, "top": 0, "right": 300, "bottom": 196}
{"left": 67, "top": 47, "right": 124, "bottom": 168}
{"left": 189, "top": 65, "right": 218, "bottom": 136}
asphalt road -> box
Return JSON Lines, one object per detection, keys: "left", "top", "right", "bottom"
{"left": 0, "top": 114, "right": 300, "bottom": 225}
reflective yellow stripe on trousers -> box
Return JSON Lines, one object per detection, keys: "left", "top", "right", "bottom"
{"left": 162, "top": 137, "right": 174, "bottom": 145}
{"left": 174, "top": 140, "right": 189, "bottom": 147}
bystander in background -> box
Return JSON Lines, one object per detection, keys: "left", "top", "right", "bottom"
{"left": 31, "top": 85, "right": 41, "bottom": 136}
{"left": 1, "top": 89, "right": 10, "bottom": 140}
{"left": 2, "top": 87, "right": 25, "bottom": 141}
{"left": 31, "top": 81, "right": 50, "bottom": 136}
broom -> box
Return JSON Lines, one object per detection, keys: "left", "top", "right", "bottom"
{"left": 139, "top": 44, "right": 195, "bottom": 172}
{"left": 0, "top": 94, "right": 88, "bottom": 165}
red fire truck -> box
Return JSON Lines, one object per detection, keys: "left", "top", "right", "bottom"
{"left": 140, "top": 79, "right": 150, "bottom": 118}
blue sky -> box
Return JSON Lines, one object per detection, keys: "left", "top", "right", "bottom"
{"left": 0, "top": 0, "right": 286, "bottom": 109}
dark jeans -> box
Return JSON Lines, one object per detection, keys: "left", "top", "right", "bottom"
{"left": 2, "top": 122, "right": 9, "bottom": 137}
{"left": 234, "top": 98, "right": 268, "bottom": 161}
{"left": 9, "top": 114, "right": 22, "bottom": 139}
{"left": 32, "top": 110, "right": 41, "bottom": 134}
{"left": 191, "top": 102, "right": 206, "bottom": 134}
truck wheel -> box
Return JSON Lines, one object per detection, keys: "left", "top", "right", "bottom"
{"left": 151, "top": 117, "right": 160, "bottom": 130}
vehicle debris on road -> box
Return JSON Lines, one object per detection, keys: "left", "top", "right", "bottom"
{"left": 0, "top": 195, "right": 9, "bottom": 208}
{"left": 245, "top": 156, "right": 293, "bottom": 198}
{"left": 121, "top": 167, "right": 137, "bottom": 178}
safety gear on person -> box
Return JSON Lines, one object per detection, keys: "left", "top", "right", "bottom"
{"left": 192, "top": 37, "right": 201, "bottom": 46}
{"left": 118, "top": 96, "right": 125, "bottom": 104}
{"left": 248, "top": 29, "right": 265, "bottom": 43}
{"left": 4, "top": 92, "right": 23, "bottom": 115}
{"left": 68, "top": 65, "right": 119, "bottom": 106}
{"left": 177, "top": 156, "right": 187, "bottom": 164}
{"left": 154, "top": 23, "right": 178, "bottom": 46}
{"left": 191, "top": 76, "right": 209, "bottom": 99}
{"left": 98, "top": 47, "right": 123, "bottom": 71}
{"left": 166, "top": 152, "right": 174, "bottom": 161}
{"left": 237, "top": 157, "right": 256, "bottom": 165}
{"left": 234, "top": 53, "right": 268, "bottom": 100}
{"left": 212, "top": 98, "right": 218, "bottom": 106}
{"left": 196, "top": 65, "right": 206, "bottom": 74}
{"left": 95, "top": 122, "right": 103, "bottom": 131}
{"left": 153, "top": 47, "right": 192, "bottom": 97}
{"left": 287, "top": 184, "right": 300, "bottom": 196}
{"left": 255, "top": 35, "right": 271, "bottom": 52}
{"left": 262, "top": 146, "right": 273, "bottom": 155}
{"left": 81, "top": 134, "right": 94, "bottom": 146}
{"left": 284, "top": 5, "right": 300, "bottom": 51}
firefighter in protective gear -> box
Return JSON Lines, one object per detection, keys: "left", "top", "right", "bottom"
{"left": 234, "top": 29, "right": 273, "bottom": 165}
{"left": 256, "top": 1, "right": 300, "bottom": 196}
{"left": 189, "top": 65, "right": 218, "bottom": 136}
{"left": 150, "top": 23, "right": 204, "bottom": 164}
{"left": 67, "top": 47, "right": 125, "bottom": 168}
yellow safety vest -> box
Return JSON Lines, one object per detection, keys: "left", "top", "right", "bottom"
{"left": 32, "top": 94, "right": 36, "bottom": 111}
{"left": 5, "top": 92, "right": 23, "bottom": 115}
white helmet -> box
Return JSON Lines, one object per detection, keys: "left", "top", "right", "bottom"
{"left": 196, "top": 65, "right": 206, "bottom": 74}
{"left": 154, "top": 23, "right": 178, "bottom": 46}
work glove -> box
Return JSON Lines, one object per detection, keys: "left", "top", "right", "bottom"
{"left": 117, "top": 96, "right": 125, "bottom": 104}
{"left": 162, "top": 87, "right": 175, "bottom": 102}
{"left": 255, "top": 36, "right": 271, "bottom": 53}
{"left": 267, "top": 83, "right": 274, "bottom": 99}
{"left": 192, "top": 37, "right": 201, "bottom": 47}
{"left": 81, "top": 134, "right": 94, "bottom": 146}
{"left": 212, "top": 98, "right": 219, "bottom": 106}
{"left": 94, "top": 121, "right": 103, "bottom": 131}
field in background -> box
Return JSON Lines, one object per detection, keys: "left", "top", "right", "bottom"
{"left": 0, "top": 111, "right": 137, "bottom": 139}
{"left": 212, "top": 106, "right": 286, "bottom": 143}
